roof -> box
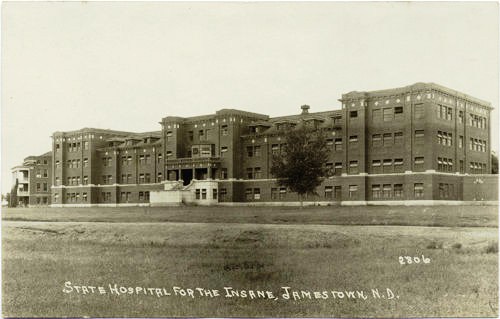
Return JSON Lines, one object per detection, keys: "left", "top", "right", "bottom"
{"left": 341, "top": 82, "right": 492, "bottom": 109}
{"left": 52, "top": 127, "right": 137, "bottom": 137}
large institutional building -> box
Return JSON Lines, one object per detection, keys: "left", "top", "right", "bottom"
{"left": 11, "top": 83, "right": 498, "bottom": 207}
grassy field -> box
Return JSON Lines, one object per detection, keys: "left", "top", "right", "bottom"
{"left": 2, "top": 205, "right": 498, "bottom": 317}
{"left": 2, "top": 204, "right": 498, "bottom": 227}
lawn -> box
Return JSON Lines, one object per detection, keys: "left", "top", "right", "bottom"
{"left": 2, "top": 204, "right": 498, "bottom": 227}
{"left": 2, "top": 206, "right": 498, "bottom": 317}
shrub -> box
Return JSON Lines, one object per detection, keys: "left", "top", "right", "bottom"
{"left": 426, "top": 241, "right": 443, "bottom": 249}
{"left": 452, "top": 243, "right": 462, "bottom": 249}
{"left": 485, "top": 242, "right": 498, "bottom": 254}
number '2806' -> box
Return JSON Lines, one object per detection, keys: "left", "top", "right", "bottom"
{"left": 399, "top": 255, "right": 431, "bottom": 265}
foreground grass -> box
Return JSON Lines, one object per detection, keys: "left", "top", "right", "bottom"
{"left": 2, "top": 221, "right": 498, "bottom": 317}
{"left": 2, "top": 205, "right": 498, "bottom": 227}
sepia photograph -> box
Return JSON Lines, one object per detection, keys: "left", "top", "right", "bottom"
{"left": 1, "top": 1, "right": 499, "bottom": 318}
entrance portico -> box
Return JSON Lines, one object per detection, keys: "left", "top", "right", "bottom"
{"left": 166, "top": 157, "right": 220, "bottom": 186}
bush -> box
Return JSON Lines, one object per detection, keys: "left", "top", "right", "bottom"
{"left": 452, "top": 243, "right": 462, "bottom": 249}
{"left": 426, "top": 241, "right": 444, "bottom": 249}
{"left": 485, "top": 242, "right": 498, "bottom": 254}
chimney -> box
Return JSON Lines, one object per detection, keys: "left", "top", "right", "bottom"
{"left": 301, "top": 104, "right": 310, "bottom": 114}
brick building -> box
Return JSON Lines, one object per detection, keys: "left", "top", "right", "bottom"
{"left": 11, "top": 82, "right": 498, "bottom": 207}
{"left": 11, "top": 152, "right": 52, "bottom": 206}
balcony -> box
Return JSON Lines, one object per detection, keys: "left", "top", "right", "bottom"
{"left": 17, "top": 191, "right": 29, "bottom": 197}
{"left": 165, "top": 157, "right": 221, "bottom": 169}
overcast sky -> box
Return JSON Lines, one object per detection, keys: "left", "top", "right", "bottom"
{"left": 2, "top": 2, "right": 498, "bottom": 193}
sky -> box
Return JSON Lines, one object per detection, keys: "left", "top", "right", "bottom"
{"left": 2, "top": 1, "right": 499, "bottom": 194}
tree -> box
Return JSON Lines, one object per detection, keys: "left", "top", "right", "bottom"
{"left": 270, "top": 122, "right": 329, "bottom": 205}
{"left": 2, "top": 193, "right": 10, "bottom": 206}
{"left": 492, "top": 152, "right": 498, "bottom": 174}
{"left": 9, "top": 179, "right": 18, "bottom": 208}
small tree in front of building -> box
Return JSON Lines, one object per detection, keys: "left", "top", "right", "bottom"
{"left": 9, "top": 179, "right": 18, "bottom": 208}
{"left": 491, "top": 152, "right": 498, "bottom": 174}
{"left": 270, "top": 122, "right": 329, "bottom": 205}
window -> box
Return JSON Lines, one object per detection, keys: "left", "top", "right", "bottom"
{"left": 198, "top": 130, "right": 205, "bottom": 141}
{"left": 271, "top": 188, "right": 278, "bottom": 200}
{"left": 415, "top": 130, "right": 425, "bottom": 144}
{"left": 372, "top": 109, "right": 381, "bottom": 122}
{"left": 55, "top": 177, "right": 60, "bottom": 186}
{"left": 145, "top": 155, "right": 151, "bottom": 164}
{"left": 56, "top": 144, "right": 60, "bottom": 152}
{"left": 383, "top": 159, "right": 392, "bottom": 173}
{"left": 334, "top": 186, "right": 341, "bottom": 200}
{"left": 157, "top": 172, "right": 163, "bottom": 182}
{"left": 334, "top": 138, "right": 343, "bottom": 151}
{"left": 245, "top": 188, "right": 253, "bottom": 200}
{"left": 394, "top": 106, "right": 403, "bottom": 118}
{"left": 221, "top": 168, "right": 228, "bottom": 179}
{"left": 220, "top": 188, "right": 227, "bottom": 201}
{"left": 246, "top": 146, "right": 253, "bottom": 157}
{"left": 349, "top": 136, "right": 358, "bottom": 148}
{"left": 36, "top": 183, "right": 41, "bottom": 192}
{"left": 326, "top": 139, "right": 334, "bottom": 146}
{"left": 84, "top": 141, "right": 89, "bottom": 150}
{"left": 349, "top": 161, "right": 359, "bottom": 174}
{"left": 372, "top": 184, "right": 381, "bottom": 199}
{"left": 157, "top": 153, "right": 162, "bottom": 163}
{"left": 383, "top": 184, "right": 392, "bottom": 198}
{"left": 349, "top": 185, "right": 358, "bottom": 199}
{"left": 246, "top": 168, "right": 253, "bottom": 179}
{"left": 145, "top": 173, "right": 151, "bottom": 183}
{"left": 372, "top": 134, "right": 382, "bottom": 147}
{"left": 221, "top": 125, "right": 228, "bottom": 136}
{"left": 394, "top": 158, "right": 404, "bottom": 172}
{"left": 54, "top": 193, "right": 59, "bottom": 203}
{"left": 43, "top": 182, "right": 48, "bottom": 191}
{"left": 253, "top": 188, "right": 261, "bottom": 200}
{"left": 212, "top": 189, "right": 217, "bottom": 200}
{"left": 414, "top": 157, "right": 424, "bottom": 171}
{"left": 459, "top": 136, "right": 463, "bottom": 148}
{"left": 254, "top": 146, "right": 261, "bottom": 157}
{"left": 383, "top": 133, "right": 392, "bottom": 146}
{"left": 332, "top": 115, "right": 342, "bottom": 125}
{"left": 383, "top": 108, "right": 393, "bottom": 121}
{"left": 394, "top": 184, "right": 403, "bottom": 198}
{"left": 55, "top": 160, "right": 60, "bottom": 168}
{"left": 414, "top": 183, "right": 424, "bottom": 198}
{"left": 394, "top": 132, "right": 403, "bottom": 145}
{"left": 279, "top": 187, "right": 287, "bottom": 200}
{"left": 414, "top": 103, "right": 424, "bottom": 119}
{"left": 334, "top": 162, "right": 342, "bottom": 176}
{"left": 254, "top": 167, "right": 262, "bottom": 179}
{"left": 350, "top": 111, "right": 358, "bottom": 118}
{"left": 195, "top": 189, "right": 201, "bottom": 200}
{"left": 83, "top": 176, "right": 88, "bottom": 185}
{"left": 202, "top": 189, "right": 207, "bottom": 199}
{"left": 166, "top": 131, "right": 173, "bottom": 141}
{"left": 325, "top": 186, "right": 333, "bottom": 199}
{"left": 458, "top": 111, "right": 464, "bottom": 123}
{"left": 446, "top": 107, "right": 453, "bottom": 120}
{"left": 139, "top": 192, "right": 144, "bottom": 201}
{"left": 221, "top": 146, "right": 228, "bottom": 156}
{"left": 188, "top": 131, "right": 194, "bottom": 141}
{"left": 139, "top": 174, "right": 145, "bottom": 184}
